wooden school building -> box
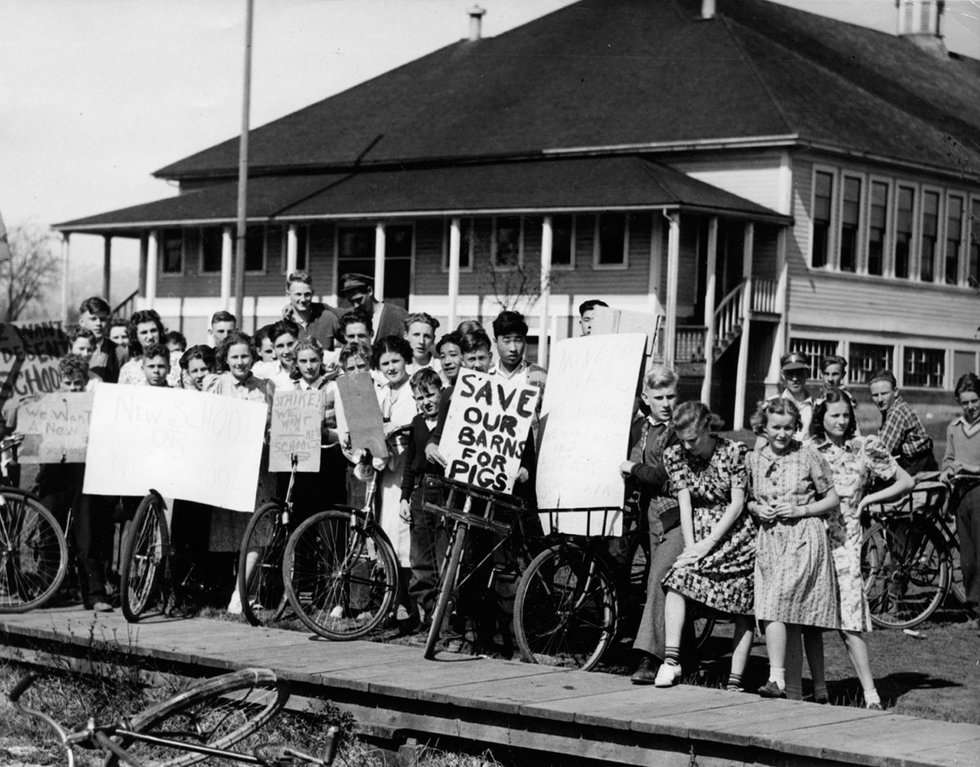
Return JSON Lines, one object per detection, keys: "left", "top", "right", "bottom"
{"left": 56, "top": 0, "right": 980, "bottom": 426}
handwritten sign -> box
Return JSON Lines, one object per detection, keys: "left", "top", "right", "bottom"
{"left": 270, "top": 389, "right": 323, "bottom": 472}
{"left": 536, "top": 334, "right": 647, "bottom": 536}
{"left": 18, "top": 392, "right": 94, "bottom": 463}
{"left": 83, "top": 386, "right": 266, "bottom": 512}
{"left": 441, "top": 369, "right": 539, "bottom": 494}
{"left": 336, "top": 372, "right": 388, "bottom": 460}
{"left": 0, "top": 322, "right": 66, "bottom": 404}
{"left": 591, "top": 306, "right": 661, "bottom": 356}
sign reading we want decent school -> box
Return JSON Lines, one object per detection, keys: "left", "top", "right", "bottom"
{"left": 0, "top": 322, "right": 66, "bottom": 402}
{"left": 84, "top": 386, "right": 267, "bottom": 512}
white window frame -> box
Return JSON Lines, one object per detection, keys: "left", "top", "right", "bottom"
{"left": 902, "top": 344, "right": 946, "bottom": 389}
{"left": 943, "top": 191, "right": 966, "bottom": 287}
{"left": 809, "top": 164, "right": 838, "bottom": 270}
{"left": 891, "top": 181, "right": 919, "bottom": 281}
{"left": 864, "top": 175, "right": 893, "bottom": 277}
{"left": 837, "top": 172, "right": 865, "bottom": 273}
{"left": 199, "top": 226, "right": 224, "bottom": 275}
{"left": 549, "top": 214, "right": 577, "bottom": 271}
{"left": 160, "top": 228, "right": 185, "bottom": 277}
{"left": 442, "top": 218, "right": 476, "bottom": 273}
{"left": 918, "top": 184, "right": 943, "bottom": 285}
{"left": 491, "top": 215, "right": 524, "bottom": 271}
{"left": 592, "top": 212, "right": 630, "bottom": 270}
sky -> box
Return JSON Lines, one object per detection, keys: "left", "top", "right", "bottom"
{"left": 1, "top": 0, "right": 978, "bottom": 302}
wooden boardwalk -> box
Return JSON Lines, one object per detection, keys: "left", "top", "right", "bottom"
{"left": 1, "top": 607, "right": 978, "bottom": 767}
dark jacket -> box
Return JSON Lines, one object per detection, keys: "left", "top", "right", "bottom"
{"left": 626, "top": 414, "right": 680, "bottom": 531}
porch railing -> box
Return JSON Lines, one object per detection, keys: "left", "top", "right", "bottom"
{"left": 112, "top": 289, "right": 139, "bottom": 319}
{"left": 675, "top": 326, "right": 707, "bottom": 362}
{"left": 751, "top": 278, "right": 779, "bottom": 314}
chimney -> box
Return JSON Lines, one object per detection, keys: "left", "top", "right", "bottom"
{"left": 701, "top": 0, "right": 716, "bottom": 20}
{"left": 468, "top": 5, "right": 486, "bottom": 41}
{"left": 897, "top": 0, "right": 947, "bottom": 56}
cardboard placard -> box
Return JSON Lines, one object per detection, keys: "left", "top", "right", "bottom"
{"left": 83, "top": 386, "right": 266, "bottom": 512}
{"left": 269, "top": 389, "right": 323, "bottom": 472}
{"left": 441, "top": 369, "right": 539, "bottom": 494}
{"left": 536, "top": 334, "right": 647, "bottom": 536}
{"left": 0, "top": 322, "right": 66, "bottom": 404}
{"left": 591, "top": 306, "right": 661, "bottom": 356}
{"left": 17, "top": 392, "right": 94, "bottom": 463}
{"left": 336, "top": 372, "right": 388, "bottom": 460}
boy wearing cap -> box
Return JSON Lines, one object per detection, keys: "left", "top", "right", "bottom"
{"left": 779, "top": 351, "right": 816, "bottom": 438}
{"left": 337, "top": 273, "right": 408, "bottom": 341}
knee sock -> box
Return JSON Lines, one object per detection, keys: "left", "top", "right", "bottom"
{"left": 726, "top": 672, "right": 743, "bottom": 692}
{"left": 664, "top": 646, "right": 681, "bottom": 667}
{"left": 813, "top": 681, "right": 829, "bottom": 703}
{"left": 768, "top": 666, "right": 785, "bottom": 689}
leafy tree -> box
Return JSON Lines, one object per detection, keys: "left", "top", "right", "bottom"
{"left": 1, "top": 223, "right": 61, "bottom": 322}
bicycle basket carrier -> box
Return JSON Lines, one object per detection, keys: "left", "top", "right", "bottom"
{"left": 869, "top": 479, "right": 948, "bottom": 520}
{"left": 422, "top": 476, "right": 525, "bottom": 535}
{"left": 537, "top": 506, "right": 626, "bottom": 538}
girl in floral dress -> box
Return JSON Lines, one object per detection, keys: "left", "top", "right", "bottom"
{"left": 809, "top": 388, "right": 913, "bottom": 709}
{"left": 654, "top": 402, "right": 756, "bottom": 691}
{"left": 746, "top": 398, "right": 840, "bottom": 699}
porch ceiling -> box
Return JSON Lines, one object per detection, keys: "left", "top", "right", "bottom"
{"left": 55, "top": 156, "right": 789, "bottom": 233}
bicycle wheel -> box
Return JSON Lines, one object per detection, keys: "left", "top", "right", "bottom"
{"left": 120, "top": 492, "right": 170, "bottom": 622}
{"left": 283, "top": 510, "right": 398, "bottom": 640}
{"left": 862, "top": 516, "right": 949, "bottom": 629}
{"left": 0, "top": 488, "right": 68, "bottom": 613}
{"left": 107, "top": 667, "right": 289, "bottom": 767}
{"left": 238, "top": 502, "right": 290, "bottom": 626}
{"left": 514, "top": 543, "right": 617, "bottom": 671}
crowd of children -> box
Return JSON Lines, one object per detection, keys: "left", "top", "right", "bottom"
{"left": 2, "top": 282, "right": 976, "bottom": 712}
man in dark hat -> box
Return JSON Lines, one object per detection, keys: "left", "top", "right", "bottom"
{"left": 779, "top": 350, "right": 816, "bottom": 437}
{"left": 338, "top": 272, "right": 408, "bottom": 340}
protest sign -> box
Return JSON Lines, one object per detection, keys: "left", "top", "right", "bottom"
{"left": 441, "top": 369, "right": 539, "bottom": 494}
{"left": 269, "top": 389, "right": 323, "bottom": 472}
{"left": 336, "top": 372, "right": 388, "bottom": 460}
{"left": 591, "top": 306, "right": 661, "bottom": 356}
{"left": 83, "top": 386, "right": 266, "bottom": 512}
{"left": 18, "top": 392, "right": 94, "bottom": 463}
{"left": 536, "top": 334, "right": 647, "bottom": 536}
{"left": 0, "top": 322, "right": 66, "bottom": 404}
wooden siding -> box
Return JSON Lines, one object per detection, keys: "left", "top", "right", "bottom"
{"left": 671, "top": 151, "right": 786, "bottom": 213}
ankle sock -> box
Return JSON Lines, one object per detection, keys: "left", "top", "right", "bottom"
{"left": 768, "top": 666, "right": 785, "bottom": 689}
{"left": 726, "top": 672, "right": 743, "bottom": 692}
{"left": 664, "top": 646, "right": 681, "bottom": 667}
{"left": 864, "top": 688, "right": 881, "bottom": 707}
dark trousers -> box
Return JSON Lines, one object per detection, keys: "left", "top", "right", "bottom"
{"left": 408, "top": 481, "right": 448, "bottom": 618}
{"left": 633, "top": 514, "right": 687, "bottom": 660}
{"left": 956, "top": 484, "right": 980, "bottom": 617}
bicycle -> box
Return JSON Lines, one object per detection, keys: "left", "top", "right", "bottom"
{"left": 861, "top": 472, "right": 971, "bottom": 629}
{"left": 9, "top": 667, "right": 337, "bottom": 767}
{"left": 281, "top": 450, "right": 400, "bottom": 640}
{"left": 421, "top": 477, "right": 536, "bottom": 661}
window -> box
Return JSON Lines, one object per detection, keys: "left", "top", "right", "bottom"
{"left": 492, "top": 216, "right": 522, "bottom": 269}
{"left": 449, "top": 219, "right": 475, "bottom": 270}
{"left": 811, "top": 171, "right": 833, "bottom": 268}
{"left": 867, "top": 181, "right": 888, "bottom": 276}
{"left": 201, "top": 228, "right": 222, "bottom": 274}
{"left": 161, "top": 229, "right": 183, "bottom": 274}
{"left": 551, "top": 214, "right": 574, "bottom": 268}
{"left": 595, "top": 213, "right": 628, "bottom": 267}
{"left": 945, "top": 195, "right": 963, "bottom": 285}
{"left": 245, "top": 227, "right": 265, "bottom": 273}
{"left": 849, "top": 343, "right": 893, "bottom": 385}
{"left": 839, "top": 177, "right": 861, "bottom": 272}
{"left": 971, "top": 199, "right": 980, "bottom": 287}
{"left": 789, "top": 338, "right": 838, "bottom": 380}
{"left": 895, "top": 186, "right": 914, "bottom": 279}
{"left": 904, "top": 346, "right": 945, "bottom": 388}
{"left": 920, "top": 190, "right": 939, "bottom": 282}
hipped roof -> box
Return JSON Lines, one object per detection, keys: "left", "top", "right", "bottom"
{"left": 153, "top": 0, "right": 980, "bottom": 181}
{"left": 58, "top": 156, "right": 787, "bottom": 234}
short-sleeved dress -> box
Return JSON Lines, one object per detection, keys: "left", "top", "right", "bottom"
{"left": 746, "top": 441, "right": 841, "bottom": 629}
{"left": 662, "top": 438, "right": 756, "bottom": 615}
{"left": 814, "top": 436, "right": 897, "bottom": 632}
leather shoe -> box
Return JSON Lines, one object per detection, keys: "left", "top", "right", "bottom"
{"left": 757, "top": 680, "right": 786, "bottom": 699}
{"left": 631, "top": 655, "right": 658, "bottom": 685}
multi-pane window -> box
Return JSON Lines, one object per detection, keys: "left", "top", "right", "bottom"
{"left": 201, "top": 228, "right": 222, "bottom": 274}
{"left": 839, "top": 177, "right": 861, "bottom": 272}
{"left": 971, "top": 199, "right": 980, "bottom": 287}
{"left": 811, "top": 171, "right": 833, "bottom": 268}
{"left": 904, "top": 346, "right": 945, "bottom": 388}
{"left": 161, "top": 229, "right": 183, "bottom": 274}
{"left": 945, "top": 196, "right": 963, "bottom": 285}
{"left": 920, "top": 191, "right": 939, "bottom": 282}
{"left": 789, "top": 338, "right": 838, "bottom": 380}
{"left": 895, "top": 186, "right": 915, "bottom": 279}
{"left": 595, "top": 213, "right": 628, "bottom": 266}
{"left": 492, "top": 217, "right": 523, "bottom": 269}
{"left": 551, "top": 215, "right": 574, "bottom": 267}
{"left": 867, "top": 181, "right": 888, "bottom": 276}
{"left": 849, "top": 343, "right": 893, "bottom": 385}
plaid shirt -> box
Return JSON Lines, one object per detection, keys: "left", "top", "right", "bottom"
{"left": 877, "top": 393, "right": 932, "bottom": 460}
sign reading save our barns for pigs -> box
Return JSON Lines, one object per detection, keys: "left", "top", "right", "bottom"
{"left": 270, "top": 389, "right": 323, "bottom": 472}
{"left": 440, "top": 369, "right": 539, "bottom": 494}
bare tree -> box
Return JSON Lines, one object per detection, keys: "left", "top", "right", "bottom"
{"left": 1, "top": 223, "right": 61, "bottom": 322}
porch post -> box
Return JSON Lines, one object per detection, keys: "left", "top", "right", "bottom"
{"left": 146, "top": 229, "right": 159, "bottom": 311}
{"left": 220, "top": 226, "right": 233, "bottom": 311}
{"left": 700, "top": 217, "right": 719, "bottom": 404}
{"left": 539, "top": 215, "right": 553, "bottom": 368}
{"left": 765, "top": 227, "right": 790, "bottom": 392}
{"left": 102, "top": 235, "right": 112, "bottom": 302}
{"left": 286, "top": 224, "right": 298, "bottom": 276}
{"left": 733, "top": 222, "right": 755, "bottom": 430}
{"left": 448, "top": 218, "right": 461, "bottom": 329}
{"left": 60, "top": 233, "right": 71, "bottom": 325}
{"left": 663, "top": 211, "right": 680, "bottom": 367}
{"left": 374, "top": 222, "right": 386, "bottom": 301}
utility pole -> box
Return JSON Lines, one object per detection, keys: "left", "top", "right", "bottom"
{"left": 234, "top": 0, "right": 254, "bottom": 325}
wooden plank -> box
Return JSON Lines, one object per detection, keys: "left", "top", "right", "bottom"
{"left": 904, "top": 737, "right": 980, "bottom": 767}
{"left": 230, "top": 640, "right": 419, "bottom": 680}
